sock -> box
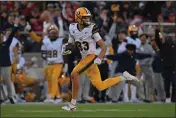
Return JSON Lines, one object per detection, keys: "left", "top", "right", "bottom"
{"left": 120, "top": 76, "right": 126, "bottom": 81}
{"left": 123, "top": 84, "right": 129, "bottom": 101}
{"left": 71, "top": 99, "right": 77, "bottom": 105}
{"left": 131, "top": 85, "right": 137, "bottom": 100}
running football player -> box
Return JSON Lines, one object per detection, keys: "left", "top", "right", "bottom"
{"left": 61, "top": 7, "right": 139, "bottom": 111}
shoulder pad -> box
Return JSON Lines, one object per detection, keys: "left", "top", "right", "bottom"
{"left": 42, "top": 36, "right": 50, "bottom": 44}
{"left": 70, "top": 23, "right": 76, "bottom": 25}
{"left": 92, "top": 24, "right": 99, "bottom": 34}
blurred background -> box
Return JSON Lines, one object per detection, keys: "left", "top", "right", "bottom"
{"left": 0, "top": 1, "right": 176, "bottom": 104}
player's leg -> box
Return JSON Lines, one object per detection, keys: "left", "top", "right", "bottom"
{"left": 62, "top": 54, "right": 96, "bottom": 111}
{"left": 51, "top": 64, "right": 63, "bottom": 101}
{"left": 44, "top": 65, "right": 55, "bottom": 102}
{"left": 86, "top": 65, "right": 121, "bottom": 91}
{"left": 87, "top": 65, "right": 139, "bottom": 91}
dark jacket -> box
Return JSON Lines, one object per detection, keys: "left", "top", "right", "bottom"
{"left": 107, "top": 51, "right": 152, "bottom": 76}
{"left": 0, "top": 25, "right": 18, "bottom": 67}
{"left": 152, "top": 50, "right": 163, "bottom": 73}
{"left": 155, "top": 29, "right": 176, "bottom": 71}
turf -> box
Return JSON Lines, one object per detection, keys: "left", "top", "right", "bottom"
{"left": 0, "top": 103, "right": 175, "bottom": 118}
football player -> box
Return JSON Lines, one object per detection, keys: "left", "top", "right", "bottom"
{"left": 61, "top": 7, "right": 139, "bottom": 111}
{"left": 25, "top": 24, "right": 68, "bottom": 103}
{"left": 118, "top": 25, "right": 141, "bottom": 53}
{"left": 11, "top": 55, "right": 40, "bottom": 102}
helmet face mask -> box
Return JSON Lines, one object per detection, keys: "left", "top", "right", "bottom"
{"left": 75, "top": 7, "right": 92, "bottom": 26}
{"left": 47, "top": 25, "right": 59, "bottom": 41}
{"left": 48, "top": 30, "right": 58, "bottom": 40}
{"left": 82, "top": 16, "right": 91, "bottom": 26}
{"left": 128, "top": 25, "right": 138, "bottom": 39}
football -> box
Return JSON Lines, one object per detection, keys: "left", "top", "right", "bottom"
{"left": 65, "top": 43, "right": 74, "bottom": 51}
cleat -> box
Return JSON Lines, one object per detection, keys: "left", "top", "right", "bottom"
{"left": 62, "top": 103, "right": 76, "bottom": 111}
{"left": 44, "top": 98, "right": 55, "bottom": 103}
{"left": 123, "top": 71, "right": 139, "bottom": 82}
{"left": 55, "top": 98, "right": 62, "bottom": 104}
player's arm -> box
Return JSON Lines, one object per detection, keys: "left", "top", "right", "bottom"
{"left": 41, "top": 44, "right": 47, "bottom": 60}
{"left": 61, "top": 34, "right": 75, "bottom": 55}
{"left": 29, "top": 31, "right": 42, "bottom": 43}
{"left": 24, "top": 22, "right": 42, "bottom": 43}
{"left": 96, "top": 39, "right": 107, "bottom": 59}
{"left": 13, "top": 45, "right": 19, "bottom": 64}
{"left": 92, "top": 24, "right": 107, "bottom": 60}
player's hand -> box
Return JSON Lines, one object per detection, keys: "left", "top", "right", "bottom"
{"left": 47, "top": 58, "right": 55, "bottom": 64}
{"left": 61, "top": 43, "right": 72, "bottom": 55}
{"left": 24, "top": 22, "right": 32, "bottom": 32}
{"left": 94, "top": 57, "right": 102, "bottom": 65}
{"left": 62, "top": 63, "right": 68, "bottom": 73}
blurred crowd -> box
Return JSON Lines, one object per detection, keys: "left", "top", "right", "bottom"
{"left": 0, "top": 1, "right": 176, "bottom": 104}
{"left": 0, "top": 1, "right": 176, "bottom": 52}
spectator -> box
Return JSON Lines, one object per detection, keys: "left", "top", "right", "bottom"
{"left": 0, "top": 11, "right": 8, "bottom": 32}
{"left": 162, "top": 1, "right": 176, "bottom": 20}
{"left": 2, "top": 15, "right": 15, "bottom": 31}
{"left": 150, "top": 38, "right": 165, "bottom": 102}
{"left": 0, "top": 17, "right": 20, "bottom": 104}
{"left": 139, "top": 33, "right": 155, "bottom": 102}
{"left": 167, "top": 12, "right": 175, "bottom": 23}
{"left": 155, "top": 29, "right": 176, "bottom": 103}
{"left": 106, "top": 44, "right": 153, "bottom": 102}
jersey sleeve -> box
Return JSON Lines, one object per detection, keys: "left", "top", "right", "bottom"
{"left": 41, "top": 44, "right": 47, "bottom": 60}
{"left": 68, "top": 34, "right": 74, "bottom": 43}
{"left": 92, "top": 32, "right": 102, "bottom": 42}
{"left": 92, "top": 24, "right": 99, "bottom": 34}
{"left": 29, "top": 31, "right": 42, "bottom": 43}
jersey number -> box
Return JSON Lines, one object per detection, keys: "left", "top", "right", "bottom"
{"left": 47, "top": 50, "right": 57, "bottom": 58}
{"left": 75, "top": 41, "right": 89, "bottom": 51}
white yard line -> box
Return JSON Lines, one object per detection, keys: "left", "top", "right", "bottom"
{"left": 2, "top": 102, "right": 174, "bottom": 106}
{"left": 16, "top": 109, "right": 149, "bottom": 113}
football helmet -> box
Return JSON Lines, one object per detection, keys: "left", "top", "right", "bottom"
{"left": 128, "top": 25, "right": 138, "bottom": 34}
{"left": 47, "top": 25, "right": 59, "bottom": 40}
{"left": 75, "top": 7, "right": 92, "bottom": 26}
{"left": 128, "top": 25, "right": 138, "bottom": 39}
{"left": 47, "top": 25, "right": 59, "bottom": 32}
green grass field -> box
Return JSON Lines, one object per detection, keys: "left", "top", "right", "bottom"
{"left": 1, "top": 103, "right": 175, "bottom": 118}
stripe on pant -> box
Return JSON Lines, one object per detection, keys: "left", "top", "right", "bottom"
{"left": 78, "top": 55, "right": 97, "bottom": 74}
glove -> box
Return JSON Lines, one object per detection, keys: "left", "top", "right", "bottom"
{"left": 61, "top": 43, "right": 72, "bottom": 55}
{"left": 47, "top": 58, "right": 56, "bottom": 64}
{"left": 16, "top": 64, "right": 20, "bottom": 70}
{"left": 62, "top": 63, "right": 68, "bottom": 73}
{"left": 24, "top": 22, "right": 31, "bottom": 32}
{"left": 94, "top": 57, "right": 102, "bottom": 65}
{"left": 43, "top": 22, "right": 51, "bottom": 33}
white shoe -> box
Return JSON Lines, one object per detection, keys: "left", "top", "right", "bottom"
{"left": 131, "top": 98, "right": 142, "bottom": 103}
{"left": 62, "top": 103, "right": 76, "bottom": 111}
{"left": 44, "top": 98, "right": 55, "bottom": 103}
{"left": 55, "top": 98, "right": 62, "bottom": 104}
{"left": 123, "top": 98, "right": 130, "bottom": 103}
{"left": 123, "top": 71, "right": 139, "bottom": 82}
{"left": 165, "top": 98, "right": 171, "bottom": 103}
